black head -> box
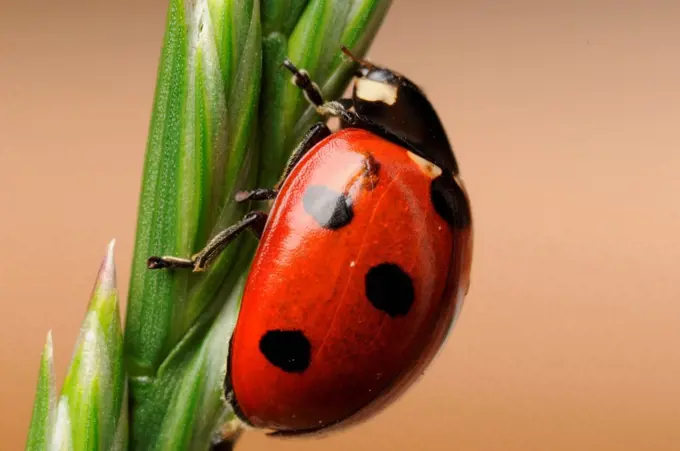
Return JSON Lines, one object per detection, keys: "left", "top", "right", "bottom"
{"left": 342, "top": 47, "right": 459, "bottom": 175}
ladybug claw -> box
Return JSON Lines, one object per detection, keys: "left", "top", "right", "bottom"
{"left": 147, "top": 256, "right": 167, "bottom": 269}
{"left": 234, "top": 191, "right": 249, "bottom": 202}
{"left": 281, "top": 58, "right": 298, "bottom": 74}
{"left": 235, "top": 188, "right": 278, "bottom": 203}
{"left": 146, "top": 255, "right": 195, "bottom": 270}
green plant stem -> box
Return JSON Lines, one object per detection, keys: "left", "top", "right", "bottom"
{"left": 123, "top": 1, "right": 392, "bottom": 449}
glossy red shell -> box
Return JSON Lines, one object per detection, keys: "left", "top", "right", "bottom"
{"left": 229, "top": 128, "right": 473, "bottom": 433}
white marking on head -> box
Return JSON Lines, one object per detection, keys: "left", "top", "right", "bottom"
{"left": 355, "top": 78, "right": 398, "bottom": 105}
{"left": 407, "top": 151, "right": 443, "bottom": 179}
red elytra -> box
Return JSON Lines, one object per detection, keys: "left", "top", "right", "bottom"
{"left": 227, "top": 128, "right": 473, "bottom": 434}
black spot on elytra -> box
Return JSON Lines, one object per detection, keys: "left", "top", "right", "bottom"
{"left": 259, "top": 330, "right": 311, "bottom": 373}
{"left": 365, "top": 263, "right": 415, "bottom": 317}
{"left": 303, "top": 185, "right": 353, "bottom": 230}
{"left": 430, "top": 173, "right": 471, "bottom": 229}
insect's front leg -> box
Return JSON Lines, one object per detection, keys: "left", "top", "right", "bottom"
{"left": 234, "top": 122, "right": 333, "bottom": 204}
{"left": 281, "top": 59, "right": 357, "bottom": 125}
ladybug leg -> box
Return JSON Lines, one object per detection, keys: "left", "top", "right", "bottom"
{"left": 282, "top": 59, "right": 355, "bottom": 124}
{"left": 147, "top": 211, "right": 268, "bottom": 272}
{"left": 281, "top": 59, "right": 397, "bottom": 139}
{"left": 234, "top": 188, "right": 278, "bottom": 203}
{"left": 234, "top": 122, "right": 332, "bottom": 203}
{"left": 277, "top": 122, "right": 331, "bottom": 185}
{"left": 281, "top": 59, "right": 324, "bottom": 106}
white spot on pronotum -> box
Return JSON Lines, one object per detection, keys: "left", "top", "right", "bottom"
{"left": 355, "top": 78, "right": 398, "bottom": 105}
{"left": 350, "top": 261, "right": 356, "bottom": 267}
{"left": 407, "top": 151, "right": 443, "bottom": 178}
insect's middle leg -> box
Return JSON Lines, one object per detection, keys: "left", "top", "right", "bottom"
{"left": 147, "top": 211, "right": 268, "bottom": 272}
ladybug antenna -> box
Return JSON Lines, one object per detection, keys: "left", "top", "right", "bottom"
{"left": 340, "top": 45, "right": 375, "bottom": 70}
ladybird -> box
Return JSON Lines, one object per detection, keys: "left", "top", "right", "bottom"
{"left": 148, "top": 46, "right": 473, "bottom": 437}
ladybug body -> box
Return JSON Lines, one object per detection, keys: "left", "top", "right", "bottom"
{"left": 229, "top": 128, "right": 472, "bottom": 433}
{"left": 148, "top": 48, "right": 473, "bottom": 438}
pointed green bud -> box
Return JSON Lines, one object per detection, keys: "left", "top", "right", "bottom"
{"left": 25, "top": 332, "right": 57, "bottom": 451}
{"left": 56, "top": 240, "right": 127, "bottom": 451}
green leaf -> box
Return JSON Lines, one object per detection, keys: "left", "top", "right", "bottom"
{"left": 126, "top": 241, "right": 256, "bottom": 451}
{"left": 261, "top": 0, "right": 309, "bottom": 36}
{"left": 124, "top": 0, "right": 261, "bottom": 448}
{"left": 50, "top": 398, "right": 73, "bottom": 451}
{"left": 157, "top": 255, "right": 253, "bottom": 451}
{"left": 258, "top": 32, "right": 289, "bottom": 185}
{"left": 25, "top": 332, "right": 57, "bottom": 451}
{"left": 125, "top": 0, "right": 263, "bottom": 378}
{"left": 57, "top": 240, "right": 127, "bottom": 451}
{"left": 24, "top": 241, "right": 127, "bottom": 451}
{"left": 125, "top": 0, "right": 189, "bottom": 376}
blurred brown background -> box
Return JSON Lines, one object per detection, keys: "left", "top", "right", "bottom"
{"left": 2, "top": 0, "right": 680, "bottom": 450}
